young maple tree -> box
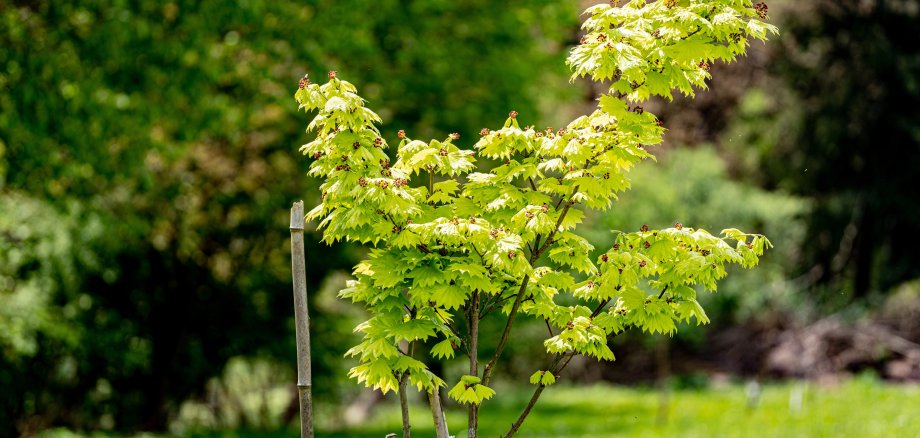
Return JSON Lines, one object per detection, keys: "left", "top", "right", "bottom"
{"left": 294, "top": 1, "right": 777, "bottom": 437}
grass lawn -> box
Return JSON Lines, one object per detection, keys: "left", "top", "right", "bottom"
{"left": 42, "top": 377, "right": 920, "bottom": 438}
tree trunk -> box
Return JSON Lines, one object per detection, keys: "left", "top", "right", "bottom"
{"left": 428, "top": 386, "right": 450, "bottom": 438}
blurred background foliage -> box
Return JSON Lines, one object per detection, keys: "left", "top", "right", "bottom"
{"left": 1, "top": 0, "right": 919, "bottom": 436}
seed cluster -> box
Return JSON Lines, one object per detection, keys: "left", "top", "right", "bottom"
{"left": 754, "top": 2, "right": 768, "bottom": 19}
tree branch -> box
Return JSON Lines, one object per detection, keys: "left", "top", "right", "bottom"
{"left": 502, "top": 351, "right": 577, "bottom": 438}
{"left": 543, "top": 319, "right": 555, "bottom": 337}
{"left": 657, "top": 285, "right": 669, "bottom": 300}
{"left": 481, "top": 276, "right": 529, "bottom": 387}
{"left": 591, "top": 298, "right": 612, "bottom": 318}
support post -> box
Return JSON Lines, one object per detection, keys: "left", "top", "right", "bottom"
{"left": 290, "top": 201, "right": 314, "bottom": 438}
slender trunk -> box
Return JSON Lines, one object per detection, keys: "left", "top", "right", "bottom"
{"left": 468, "top": 290, "right": 480, "bottom": 438}
{"left": 290, "top": 201, "right": 314, "bottom": 438}
{"left": 428, "top": 386, "right": 450, "bottom": 438}
{"left": 399, "top": 341, "right": 416, "bottom": 438}
{"left": 399, "top": 376, "right": 411, "bottom": 438}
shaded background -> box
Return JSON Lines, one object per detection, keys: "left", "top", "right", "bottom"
{"left": 1, "top": 0, "right": 918, "bottom": 436}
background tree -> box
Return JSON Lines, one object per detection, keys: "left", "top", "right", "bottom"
{"left": 728, "top": 0, "right": 920, "bottom": 300}
{"left": 0, "top": 1, "right": 578, "bottom": 434}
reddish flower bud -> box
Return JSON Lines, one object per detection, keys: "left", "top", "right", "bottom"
{"left": 640, "top": 224, "right": 649, "bottom": 232}
{"left": 675, "top": 222, "right": 683, "bottom": 230}
{"left": 480, "top": 128, "right": 490, "bottom": 136}
{"left": 328, "top": 70, "right": 337, "bottom": 79}
{"left": 397, "top": 130, "right": 406, "bottom": 139}
{"left": 449, "top": 132, "right": 460, "bottom": 140}
{"left": 509, "top": 110, "right": 518, "bottom": 119}
{"left": 298, "top": 75, "right": 310, "bottom": 89}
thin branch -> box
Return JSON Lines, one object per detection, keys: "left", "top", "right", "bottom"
{"left": 481, "top": 276, "right": 530, "bottom": 386}
{"left": 536, "top": 185, "right": 580, "bottom": 256}
{"left": 503, "top": 351, "right": 577, "bottom": 438}
{"left": 480, "top": 293, "right": 517, "bottom": 319}
{"left": 657, "top": 285, "right": 669, "bottom": 300}
{"left": 543, "top": 319, "right": 555, "bottom": 337}
{"left": 591, "top": 298, "right": 612, "bottom": 318}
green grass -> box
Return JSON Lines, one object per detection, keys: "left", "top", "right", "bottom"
{"left": 42, "top": 377, "right": 920, "bottom": 438}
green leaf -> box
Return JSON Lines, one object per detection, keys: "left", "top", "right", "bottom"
{"left": 430, "top": 338, "right": 457, "bottom": 360}
{"left": 448, "top": 376, "right": 496, "bottom": 405}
